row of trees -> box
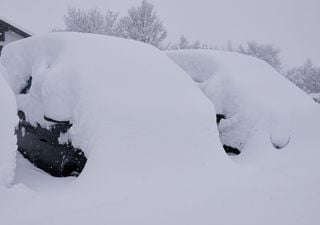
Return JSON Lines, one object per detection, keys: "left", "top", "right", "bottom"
{"left": 61, "top": 0, "right": 320, "bottom": 96}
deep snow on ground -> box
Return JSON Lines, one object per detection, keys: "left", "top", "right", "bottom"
{"left": 0, "top": 33, "right": 320, "bottom": 225}
{"left": 0, "top": 65, "right": 17, "bottom": 186}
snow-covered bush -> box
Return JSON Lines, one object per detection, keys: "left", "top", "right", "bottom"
{"left": 0, "top": 64, "right": 17, "bottom": 187}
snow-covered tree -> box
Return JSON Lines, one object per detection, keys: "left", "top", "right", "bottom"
{"left": 166, "top": 36, "right": 212, "bottom": 50}
{"left": 103, "top": 11, "right": 120, "bottom": 36}
{"left": 238, "top": 41, "right": 282, "bottom": 71}
{"left": 63, "top": 7, "right": 119, "bottom": 36}
{"left": 64, "top": 7, "right": 105, "bottom": 34}
{"left": 286, "top": 59, "right": 320, "bottom": 94}
{"left": 118, "top": 0, "right": 167, "bottom": 47}
{"left": 177, "top": 36, "right": 190, "bottom": 49}
{"left": 168, "top": 36, "right": 190, "bottom": 50}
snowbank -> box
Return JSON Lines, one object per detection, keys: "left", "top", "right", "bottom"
{"left": 0, "top": 64, "right": 17, "bottom": 186}
{"left": 167, "top": 50, "right": 317, "bottom": 154}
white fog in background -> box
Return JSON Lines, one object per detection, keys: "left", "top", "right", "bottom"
{"left": 0, "top": 0, "right": 319, "bottom": 69}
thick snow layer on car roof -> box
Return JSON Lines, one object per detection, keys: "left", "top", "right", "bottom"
{"left": 1, "top": 34, "right": 320, "bottom": 225}
{"left": 167, "top": 50, "right": 318, "bottom": 153}
{"left": 0, "top": 65, "right": 17, "bottom": 187}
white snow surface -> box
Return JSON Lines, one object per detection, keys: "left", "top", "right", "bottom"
{"left": 0, "top": 64, "right": 17, "bottom": 187}
{"left": 166, "top": 50, "right": 317, "bottom": 151}
{"left": 0, "top": 34, "right": 320, "bottom": 225}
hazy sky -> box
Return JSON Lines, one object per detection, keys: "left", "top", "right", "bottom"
{"left": 1, "top": 0, "right": 319, "bottom": 69}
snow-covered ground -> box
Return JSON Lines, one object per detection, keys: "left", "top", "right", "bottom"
{"left": 0, "top": 33, "right": 320, "bottom": 225}
{"left": 0, "top": 64, "right": 17, "bottom": 187}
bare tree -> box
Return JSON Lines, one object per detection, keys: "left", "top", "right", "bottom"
{"left": 118, "top": 0, "right": 167, "bottom": 47}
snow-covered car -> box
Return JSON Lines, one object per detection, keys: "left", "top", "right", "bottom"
{"left": 0, "top": 32, "right": 226, "bottom": 224}
{"left": 167, "top": 50, "right": 318, "bottom": 155}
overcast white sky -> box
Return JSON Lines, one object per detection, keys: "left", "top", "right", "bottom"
{"left": 1, "top": 0, "right": 319, "bottom": 69}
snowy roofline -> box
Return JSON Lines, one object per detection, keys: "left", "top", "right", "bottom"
{"left": 0, "top": 16, "right": 34, "bottom": 36}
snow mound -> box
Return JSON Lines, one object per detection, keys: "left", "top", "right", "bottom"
{"left": 167, "top": 50, "right": 317, "bottom": 153}
{"left": 0, "top": 64, "right": 17, "bottom": 187}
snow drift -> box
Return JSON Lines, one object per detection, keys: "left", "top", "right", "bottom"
{"left": 0, "top": 64, "right": 17, "bottom": 187}
{"left": 166, "top": 50, "right": 317, "bottom": 154}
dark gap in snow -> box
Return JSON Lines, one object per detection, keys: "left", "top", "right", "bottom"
{"left": 18, "top": 110, "right": 26, "bottom": 120}
{"left": 216, "top": 114, "right": 226, "bottom": 124}
{"left": 271, "top": 139, "right": 290, "bottom": 150}
{"left": 15, "top": 111, "right": 87, "bottom": 177}
{"left": 223, "top": 145, "right": 241, "bottom": 155}
{"left": 40, "top": 138, "right": 48, "bottom": 143}
{"left": 44, "top": 116, "right": 71, "bottom": 125}
{"left": 215, "top": 114, "right": 241, "bottom": 155}
{"left": 20, "top": 76, "right": 32, "bottom": 94}
{"left": 273, "top": 145, "right": 282, "bottom": 149}
{"left": 270, "top": 132, "right": 291, "bottom": 150}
